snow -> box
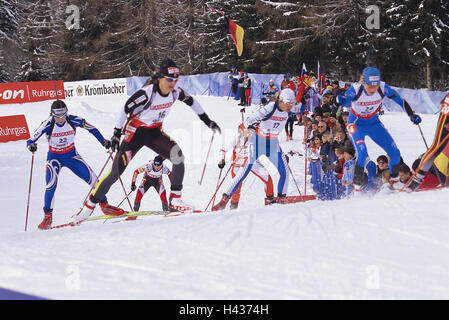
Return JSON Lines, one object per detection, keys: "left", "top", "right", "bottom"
{"left": 0, "top": 94, "right": 448, "bottom": 299}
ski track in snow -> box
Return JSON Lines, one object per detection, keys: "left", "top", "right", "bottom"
{"left": 0, "top": 95, "right": 448, "bottom": 299}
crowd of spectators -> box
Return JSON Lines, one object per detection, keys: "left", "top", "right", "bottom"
{"left": 228, "top": 67, "right": 444, "bottom": 199}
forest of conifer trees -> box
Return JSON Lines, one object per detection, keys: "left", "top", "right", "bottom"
{"left": 0, "top": 0, "right": 448, "bottom": 90}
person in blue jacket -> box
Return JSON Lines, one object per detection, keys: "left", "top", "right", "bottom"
{"left": 26, "top": 100, "right": 115, "bottom": 229}
{"left": 336, "top": 67, "right": 421, "bottom": 187}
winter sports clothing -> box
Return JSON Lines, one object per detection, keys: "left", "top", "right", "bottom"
{"left": 338, "top": 75, "right": 420, "bottom": 180}
{"left": 132, "top": 158, "right": 171, "bottom": 211}
{"left": 213, "top": 98, "right": 290, "bottom": 211}
{"left": 85, "top": 58, "right": 221, "bottom": 215}
{"left": 408, "top": 94, "right": 449, "bottom": 190}
{"left": 27, "top": 110, "right": 111, "bottom": 226}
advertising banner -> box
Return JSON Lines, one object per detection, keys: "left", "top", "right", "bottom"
{"left": 0, "top": 80, "right": 64, "bottom": 105}
{"left": 64, "top": 78, "right": 127, "bottom": 99}
{"left": 0, "top": 115, "right": 31, "bottom": 143}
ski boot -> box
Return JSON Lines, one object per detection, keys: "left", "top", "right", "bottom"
{"left": 265, "top": 195, "right": 276, "bottom": 205}
{"left": 276, "top": 194, "right": 287, "bottom": 204}
{"left": 99, "top": 199, "right": 125, "bottom": 216}
{"left": 212, "top": 194, "right": 230, "bottom": 211}
{"left": 73, "top": 198, "right": 96, "bottom": 223}
{"left": 169, "top": 191, "right": 194, "bottom": 212}
{"left": 38, "top": 208, "right": 53, "bottom": 230}
{"left": 229, "top": 201, "right": 239, "bottom": 210}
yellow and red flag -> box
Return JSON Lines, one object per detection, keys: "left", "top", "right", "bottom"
{"left": 208, "top": 5, "right": 244, "bottom": 56}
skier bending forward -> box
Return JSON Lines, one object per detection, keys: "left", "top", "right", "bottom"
{"left": 212, "top": 88, "right": 295, "bottom": 211}
{"left": 131, "top": 155, "right": 171, "bottom": 212}
{"left": 217, "top": 123, "right": 275, "bottom": 210}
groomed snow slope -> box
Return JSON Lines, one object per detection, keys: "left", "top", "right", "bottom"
{"left": 0, "top": 95, "right": 448, "bottom": 299}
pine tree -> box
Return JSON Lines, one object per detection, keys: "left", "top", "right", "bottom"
{"left": 0, "top": 0, "right": 20, "bottom": 82}
{"left": 407, "top": 0, "right": 449, "bottom": 89}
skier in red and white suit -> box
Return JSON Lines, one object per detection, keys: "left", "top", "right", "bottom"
{"left": 218, "top": 124, "right": 274, "bottom": 209}
{"left": 131, "top": 155, "right": 171, "bottom": 212}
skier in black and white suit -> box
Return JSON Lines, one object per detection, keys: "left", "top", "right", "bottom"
{"left": 74, "top": 58, "right": 221, "bottom": 222}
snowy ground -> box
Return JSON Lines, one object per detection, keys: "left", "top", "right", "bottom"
{"left": 0, "top": 94, "right": 448, "bottom": 299}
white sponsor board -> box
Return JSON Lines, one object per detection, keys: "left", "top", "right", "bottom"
{"left": 64, "top": 78, "right": 127, "bottom": 99}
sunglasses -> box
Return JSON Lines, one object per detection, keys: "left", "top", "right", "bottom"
{"left": 318, "top": 125, "right": 326, "bottom": 128}
{"left": 164, "top": 76, "right": 178, "bottom": 83}
{"left": 378, "top": 161, "right": 386, "bottom": 165}
{"left": 53, "top": 113, "right": 67, "bottom": 119}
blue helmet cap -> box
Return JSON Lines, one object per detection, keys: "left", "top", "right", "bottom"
{"left": 362, "top": 67, "right": 381, "bottom": 85}
{"left": 231, "top": 66, "right": 236, "bottom": 70}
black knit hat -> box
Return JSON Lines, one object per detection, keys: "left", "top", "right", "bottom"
{"left": 153, "top": 155, "right": 163, "bottom": 166}
{"left": 159, "top": 58, "right": 179, "bottom": 79}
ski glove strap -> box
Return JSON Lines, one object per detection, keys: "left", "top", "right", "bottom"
{"left": 111, "top": 127, "right": 122, "bottom": 152}
{"left": 27, "top": 143, "right": 37, "bottom": 153}
{"left": 410, "top": 114, "right": 422, "bottom": 125}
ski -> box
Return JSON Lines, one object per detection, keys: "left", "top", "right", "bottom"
{"left": 50, "top": 221, "right": 81, "bottom": 230}
{"left": 264, "top": 195, "right": 316, "bottom": 205}
{"left": 164, "top": 209, "right": 205, "bottom": 217}
{"left": 86, "top": 210, "right": 168, "bottom": 222}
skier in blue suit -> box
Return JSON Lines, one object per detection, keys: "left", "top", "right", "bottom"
{"left": 26, "top": 100, "right": 117, "bottom": 229}
{"left": 336, "top": 67, "right": 422, "bottom": 188}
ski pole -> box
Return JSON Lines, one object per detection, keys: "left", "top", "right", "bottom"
{"left": 24, "top": 153, "right": 35, "bottom": 232}
{"left": 417, "top": 124, "right": 429, "bottom": 149}
{"left": 117, "top": 190, "right": 133, "bottom": 208}
{"left": 287, "top": 160, "right": 302, "bottom": 196}
{"left": 204, "top": 164, "right": 232, "bottom": 212}
{"left": 71, "top": 152, "right": 113, "bottom": 219}
{"left": 199, "top": 132, "right": 215, "bottom": 185}
{"left": 211, "top": 168, "right": 223, "bottom": 207}
{"left": 82, "top": 151, "right": 112, "bottom": 205}
{"left": 107, "top": 152, "right": 133, "bottom": 211}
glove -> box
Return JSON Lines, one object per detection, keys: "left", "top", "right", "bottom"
{"left": 247, "top": 124, "right": 257, "bottom": 134}
{"left": 27, "top": 143, "right": 37, "bottom": 153}
{"left": 208, "top": 120, "right": 221, "bottom": 134}
{"left": 218, "top": 159, "right": 226, "bottom": 169}
{"left": 103, "top": 139, "right": 111, "bottom": 150}
{"left": 110, "top": 128, "right": 122, "bottom": 152}
{"left": 130, "top": 183, "right": 137, "bottom": 191}
{"left": 199, "top": 113, "right": 221, "bottom": 134}
{"left": 240, "top": 108, "right": 246, "bottom": 113}
{"left": 410, "top": 114, "right": 422, "bottom": 125}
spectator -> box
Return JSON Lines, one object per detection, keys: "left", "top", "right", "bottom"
{"left": 263, "top": 79, "right": 279, "bottom": 101}
{"left": 333, "top": 147, "right": 346, "bottom": 180}
{"left": 337, "top": 110, "right": 350, "bottom": 133}
{"left": 281, "top": 74, "right": 296, "bottom": 90}
{"left": 238, "top": 70, "right": 246, "bottom": 106}
{"left": 333, "top": 128, "right": 348, "bottom": 149}
{"left": 328, "top": 113, "right": 339, "bottom": 133}
{"left": 376, "top": 155, "right": 389, "bottom": 188}
{"left": 342, "top": 145, "right": 356, "bottom": 197}
{"left": 317, "top": 121, "right": 329, "bottom": 136}
{"left": 228, "top": 66, "right": 240, "bottom": 97}
{"left": 243, "top": 72, "right": 252, "bottom": 106}
{"left": 398, "top": 163, "right": 412, "bottom": 184}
